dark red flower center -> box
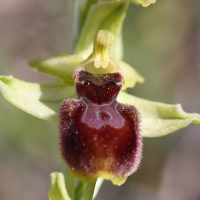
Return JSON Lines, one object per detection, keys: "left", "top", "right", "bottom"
{"left": 59, "top": 70, "right": 142, "bottom": 185}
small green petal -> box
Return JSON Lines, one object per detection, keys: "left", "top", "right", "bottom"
{"left": 28, "top": 54, "right": 143, "bottom": 89}
{"left": 48, "top": 172, "right": 71, "bottom": 200}
{"left": 117, "top": 60, "right": 144, "bottom": 90}
{"left": 74, "top": 2, "right": 129, "bottom": 60}
{"left": 0, "top": 76, "right": 76, "bottom": 122}
{"left": 29, "top": 55, "right": 84, "bottom": 85}
{"left": 117, "top": 91, "right": 200, "bottom": 137}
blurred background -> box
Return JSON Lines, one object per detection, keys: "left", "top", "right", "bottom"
{"left": 0, "top": 0, "right": 200, "bottom": 199}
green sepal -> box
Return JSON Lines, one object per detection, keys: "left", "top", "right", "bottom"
{"left": 74, "top": 2, "right": 129, "bottom": 60}
{"left": 117, "top": 91, "right": 200, "bottom": 137}
{"left": 1, "top": 76, "right": 199, "bottom": 137}
{"left": 29, "top": 55, "right": 84, "bottom": 85}
{"left": 28, "top": 55, "right": 144, "bottom": 90}
{"left": 48, "top": 172, "right": 71, "bottom": 200}
{"left": 0, "top": 76, "right": 76, "bottom": 122}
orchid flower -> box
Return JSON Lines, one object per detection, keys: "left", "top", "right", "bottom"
{"left": 0, "top": 1, "right": 200, "bottom": 200}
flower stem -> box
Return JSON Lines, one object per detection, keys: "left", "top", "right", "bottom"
{"left": 75, "top": 179, "right": 86, "bottom": 200}
{"left": 71, "top": 1, "right": 99, "bottom": 200}
{"left": 80, "top": 0, "right": 98, "bottom": 30}
{"left": 73, "top": 0, "right": 81, "bottom": 48}
{"left": 73, "top": 0, "right": 98, "bottom": 49}
{"left": 61, "top": 160, "right": 75, "bottom": 200}
{"left": 81, "top": 181, "right": 97, "bottom": 200}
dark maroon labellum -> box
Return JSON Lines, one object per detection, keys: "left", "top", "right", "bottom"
{"left": 59, "top": 70, "right": 142, "bottom": 185}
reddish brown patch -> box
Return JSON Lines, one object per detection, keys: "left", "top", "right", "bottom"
{"left": 59, "top": 70, "right": 142, "bottom": 179}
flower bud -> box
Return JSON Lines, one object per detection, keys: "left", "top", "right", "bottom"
{"left": 59, "top": 30, "right": 142, "bottom": 186}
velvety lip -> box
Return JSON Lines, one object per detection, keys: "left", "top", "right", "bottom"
{"left": 59, "top": 71, "right": 142, "bottom": 185}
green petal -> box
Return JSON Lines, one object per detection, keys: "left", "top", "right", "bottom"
{"left": 117, "top": 91, "right": 200, "bottom": 137}
{"left": 29, "top": 55, "right": 84, "bottom": 85}
{"left": 48, "top": 172, "right": 71, "bottom": 200}
{"left": 118, "top": 60, "right": 144, "bottom": 90}
{"left": 74, "top": 2, "right": 129, "bottom": 60}
{"left": 0, "top": 76, "right": 76, "bottom": 122}
{"left": 28, "top": 54, "right": 144, "bottom": 89}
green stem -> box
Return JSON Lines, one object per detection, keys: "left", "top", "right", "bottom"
{"left": 73, "top": 0, "right": 81, "bottom": 48}
{"left": 71, "top": 1, "right": 101, "bottom": 200}
{"left": 80, "top": 0, "right": 98, "bottom": 30}
{"left": 61, "top": 160, "right": 76, "bottom": 200}
{"left": 73, "top": 0, "right": 98, "bottom": 49}
{"left": 81, "top": 181, "right": 97, "bottom": 200}
{"left": 75, "top": 179, "right": 87, "bottom": 200}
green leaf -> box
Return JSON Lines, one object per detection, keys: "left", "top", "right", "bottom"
{"left": 29, "top": 55, "right": 84, "bottom": 85}
{"left": 74, "top": 2, "right": 129, "bottom": 60}
{"left": 117, "top": 60, "right": 144, "bottom": 90}
{"left": 0, "top": 76, "right": 76, "bottom": 122}
{"left": 48, "top": 172, "right": 71, "bottom": 200}
{"left": 117, "top": 91, "right": 200, "bottom": 137}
